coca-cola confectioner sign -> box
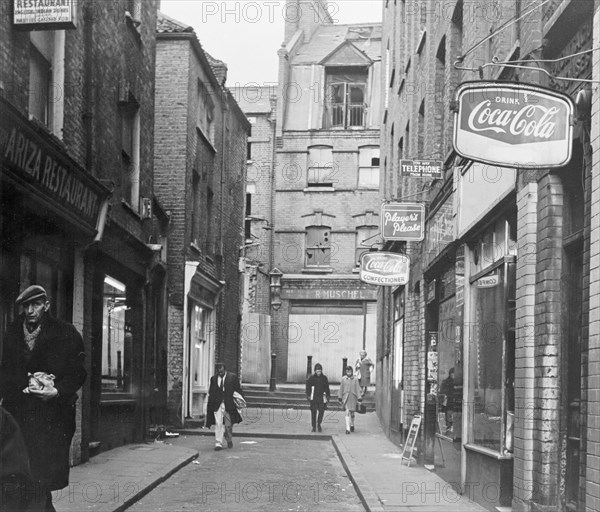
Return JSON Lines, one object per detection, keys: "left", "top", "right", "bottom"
{"left": 454, "top": 82, "right": 573, "bottom": 168}
{"left": 360, "top": 253, "right": 410, "bottom": 287}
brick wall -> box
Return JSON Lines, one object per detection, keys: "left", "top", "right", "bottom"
{"left": 532, "top": 173, "right": 563, "bottom": 507}
{"left": 513, "top": 183, "right": 538, "bottom": 511}
{"left": 587, "top": 5, "right": 600, "bottom": 512}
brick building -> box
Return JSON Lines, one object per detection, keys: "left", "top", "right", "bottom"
{"left": 379, "top": 0, "right": 599, "bottom": 511}
{"left": 266, "top": 0, "right": 382, "bottom": 384}
{"left": 154, "top": 13, "right": 250, "bottom": 424}
{"left": 230, "top": 85, "right": 278, "bottom": 384}
{"left": 0, "top": 0, "right": 166, "bottom": 462}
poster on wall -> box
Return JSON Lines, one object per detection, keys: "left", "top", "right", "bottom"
{"left": 453, "top": 81, "right": 573, "bottom": 169}
{"left": 13, "top": 0, "right": 76, "bottom": 30}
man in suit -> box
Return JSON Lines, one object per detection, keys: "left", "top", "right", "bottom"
{"left": 0, "top": 285, "right": 86, "bottom": 511}
{"left": 205, "top": 362, "right": 243, "bottom": 451}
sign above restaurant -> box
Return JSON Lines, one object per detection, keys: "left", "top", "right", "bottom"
{"left": 401, "top": 159, "right": 443, "bottom": 179}
{"left": 360, "top": 253, "right": 410, "bottom": 287}
{"left": 0, "top": 97, "right": 110, "bottom": 235}
{"left": 381, "top": 203, "right": 425, "bottom": 241}
{"left": 453, "top": 82, "right": 573, "bottom": 169}
{"left": 13, "top": 0, "right": 76, "bottom": 30}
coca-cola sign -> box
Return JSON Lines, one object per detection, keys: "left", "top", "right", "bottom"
{"left": 360, "top": 253, "right": 410, "bottom": 286}
{"left": 454, "top": 82, "right": 573, "bottom": 168}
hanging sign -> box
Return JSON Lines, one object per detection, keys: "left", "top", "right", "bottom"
{"left": 401, "top": 159, "right": 443, "bottom": 179}
{"left": 476, "top": 273, "right": 500, "bottom": 288}
{"left": 453, "top": 82, "right": 573, "bottom": 168}
{"left": 13, "top": 0, "right": 76, "bottom": 29}
{"left": 359, "top": 252, "right": 410, "bottom": 286}
{"left": 381, "top": 203, "right": 425, "bottom": 241}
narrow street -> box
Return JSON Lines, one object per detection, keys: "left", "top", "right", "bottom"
{"left": 125, "top": 435, "right": 363, "bottom": 512}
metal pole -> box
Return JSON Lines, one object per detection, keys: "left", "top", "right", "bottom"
{"left": 342, "top": 357, "right": 348, "bottom": 377}
{"left": 307, "top": 355, "right": 312, "bottom": 377}
{"left": 269, "top": 352, "right": 277, "bottom": 391}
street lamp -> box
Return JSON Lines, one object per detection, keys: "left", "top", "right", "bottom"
{"left": 269, "top": 268, "right": 283, "bottom": 311}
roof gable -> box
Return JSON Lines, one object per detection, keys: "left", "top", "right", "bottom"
{"left": 320, "top": 41, "right": 372, "bottom": 66}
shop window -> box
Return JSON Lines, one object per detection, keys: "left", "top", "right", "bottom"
{"left": 469, "top": 261, "right": 515, "bottom": 452}
{"left": 358, "top": 146, "right": 380, "bottom": 188}
{"left": 355, "top": 226, "right": 379, "bottom": 267}
{"left": 307, "top": 146, "right": 334, "bottom": 187}
{"left": 29, "top": 31, "right": 65, "bottom": 136}
{"left": 102, "top": 276, "right": 131, "bottom": 394}
{"left": 305, "top": 226, "right": 331, "bottom": 267}
{"left": 325, "top": 67, "right": 367, "bottom": 128}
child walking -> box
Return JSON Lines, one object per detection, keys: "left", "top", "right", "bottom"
{"left": 338, "top": 366, "right": 361, "bottom": 434}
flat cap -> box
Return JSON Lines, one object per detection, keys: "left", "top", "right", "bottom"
{"left": 16, "top": 285, "right": 47, "bottom": 305}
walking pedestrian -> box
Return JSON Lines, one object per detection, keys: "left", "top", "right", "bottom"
{"left": 1, "top": 406, "right": 32, "bottom": 511}
{"left": 439, "top": 368, "right": 455, "bottom": 434}
{"left": 305, "top": 363, "right": 330, "bottom": 432}
{"left": 338, "top": 366, "right": 361, "bottom": 434}
{"left": 0, "top": 285, "right": 87, "bottom": 512}
{"left": 354, "top": 350, "right": 374, "bottom": 397}
{"left": 205, "top": 362, "right": 244, "bottom": 451}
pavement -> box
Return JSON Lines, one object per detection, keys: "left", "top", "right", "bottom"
{"left": 55, "top": 407, "right": 489, "bottom": 512}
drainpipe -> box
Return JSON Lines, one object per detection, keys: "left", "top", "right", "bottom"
{"left": 219, "top": 90, "right": 227, "bottom": 364}
{"left": 83, "top": 2, "right": 95, "bottom": 176}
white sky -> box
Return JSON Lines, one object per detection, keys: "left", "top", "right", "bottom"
{"left": 160, "top": 0, "right": 383, "bottom": 85}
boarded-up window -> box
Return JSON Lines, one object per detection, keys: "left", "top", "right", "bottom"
{"left": 308, "top": 146, "right": 334, "bottom": 187}
{"left": 306, "top": 226, "right": 331, "bottom": 267}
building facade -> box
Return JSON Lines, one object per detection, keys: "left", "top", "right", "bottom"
{"left": 266, "top": 0, "right": 382, "bottom": 384}
{"left": 0, "top": 0, "right": 166, "bottom": 461}
{"left": 231, "top": 85, "right": 278, "bottom": 384}
{"left": 380, "top": 0, "right": 599, "bottom": 511}
{"left": 155, "top": 13, "right": 249, "bottom": 424}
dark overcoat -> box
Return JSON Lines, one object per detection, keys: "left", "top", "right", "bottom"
{"left": 0, "top": 314, "right": 86, "bottom": 490}
{"left": 205, "top": 372, "right": 243, "bottom": 428}
{"left": 1, "top": 406, "right": 32, "bottom": 511}
{"left": 305, "top": 373, "right": 331, "bottom": 405}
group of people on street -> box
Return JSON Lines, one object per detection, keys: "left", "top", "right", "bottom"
{"left": 0, "top": 285, "right": 376, "bottom": 510}
{"left": 305, "top": 350, "right": 374, "bottom": 434}
{"left": 1, "top": 285, "right": 86, "bottom": 511}
{"left": 203, "top": 350, "right": 374, "bottom": 449}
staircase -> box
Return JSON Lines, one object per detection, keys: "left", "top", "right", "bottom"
{"left": 242, "top": 383, "right": 376, "bottom": 412}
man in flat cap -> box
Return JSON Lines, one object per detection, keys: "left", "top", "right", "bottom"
{"left": 0, "top": 285, "right": 86, "bottom": 511}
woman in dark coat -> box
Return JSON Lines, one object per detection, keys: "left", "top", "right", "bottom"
{"left": 0, "top": 286, "right": 86, "bottom": 511}
{"left": 305, "top": 363, "right": 330, "bottom": 432}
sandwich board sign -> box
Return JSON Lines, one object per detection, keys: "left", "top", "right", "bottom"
{"left": 400, "top": 414, "right": 422, "bottom": 467}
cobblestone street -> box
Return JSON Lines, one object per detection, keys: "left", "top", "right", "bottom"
{"left": 126, "top": 435, "right": 363, "bottom": 512}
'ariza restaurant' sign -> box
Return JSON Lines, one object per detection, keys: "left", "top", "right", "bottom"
{"left": 360, "top": 253, "right": 410, "bottom": 287}
{"left": 13, "top": 0, "right": 76, "bottom": 30}
{"left": 453, "top": 82, "right": 573, "bottom": 169}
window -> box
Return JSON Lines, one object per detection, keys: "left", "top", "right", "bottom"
{"left": 358, "top": 146, "right": 380, "bottom": 188}
{"left": 247, "top": 142, "right": 252, "bottom": 161}
{"left": 191, "top": 172, "right": 200, "bottom": 243}
{"left": 197, "top": 80, "right": 215, "bottom": 142}
{"left": 245, "top": 186, "right": 253, "bottom": 241}
{"left": 307, "top": 146, "right": 334, "bottom": 187}
{"left": 325, "top": 67, "right": 367, "bottom": 128}
{"left": 102, "top": 276, "right": 131, "bottom": 394}
{"left": 29, "top": 45, "right": 51, "bottom": 126}
{"left": 355, "top": 226, "right": 379, "bottom": 266}
{"left": 470, "top": 262, "right": 515, "bottom": 451}
{"left": 305, "top": 226, "right": 331, "bottom": 267}
{"left": 29, "top": 31, "right": 65, "bottom": 136}
{"left": 120, "top": 104, "right": 140, "bottom": 210}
